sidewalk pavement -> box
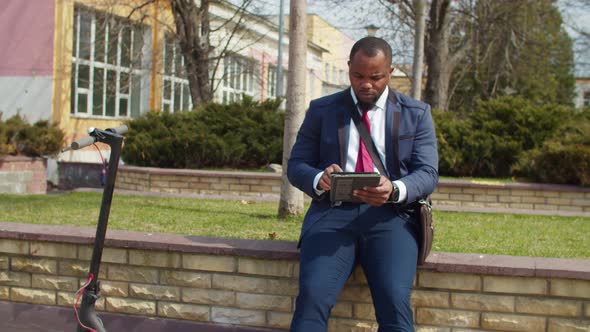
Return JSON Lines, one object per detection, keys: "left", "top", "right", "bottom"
{"left": 0, "top": 301, "right": 283, "bottom": 332}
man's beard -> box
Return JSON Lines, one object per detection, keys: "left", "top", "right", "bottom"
{"left": 357, "top": 101, "right": 375, "bottom": 110}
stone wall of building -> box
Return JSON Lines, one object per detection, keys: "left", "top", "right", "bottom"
{"left": 0, "top": 222, "right": 588, "bottom": 331}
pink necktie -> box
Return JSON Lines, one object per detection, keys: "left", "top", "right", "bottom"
{"left": 355, "top": 109, "right": 374, "bottom": 172}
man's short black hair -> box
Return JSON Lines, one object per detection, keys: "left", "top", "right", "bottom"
{"left": 349, "top": 37, "right": 393, "bottom": 66}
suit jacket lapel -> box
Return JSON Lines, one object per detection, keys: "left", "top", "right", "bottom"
{"left": 385, "top": 88, "right": 401, "bottom": 179}
{"left": 337, "top": 112, "right": 348, "bottom": 170}
{"left": 338, "top": 91, "right": 355, "bottom": 170}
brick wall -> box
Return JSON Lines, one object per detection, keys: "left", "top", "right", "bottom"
{"left": 0, "top": 156, "right": 46, "bottom": 194}
{"left": 433, "top": 181, "right": 590, "bottom": 215}
{"left": 0, "top": 222, "right": 588, "bottom": 331}
{"left": 116, "top": 166, "right": 590, "bottom": 215}
{"left": 117, "top": 166, "right": 282, "bottom": 199}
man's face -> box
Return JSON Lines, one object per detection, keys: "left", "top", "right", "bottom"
{"left": 348, "top": 50, "right": 393, "bottom": 106}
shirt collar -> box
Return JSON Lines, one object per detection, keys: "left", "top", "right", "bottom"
{"left": 350, "top": 87, "right": 389, "bottom": 112}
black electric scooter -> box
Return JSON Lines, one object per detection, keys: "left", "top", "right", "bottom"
{"left": 62, "top": 125, "right": 128, "bottom": 332}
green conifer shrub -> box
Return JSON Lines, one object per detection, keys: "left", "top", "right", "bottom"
{"left": 513, "top": 109, "right": 590, "bottom": 186}
{"left": 0, "top": 114, "right": 65, "bottom": 158}
{"left": 122, "top": 96, "right": 284, "bottom": 169}
{"left": 434, "top": 96, "right": 573, "bottom": 178}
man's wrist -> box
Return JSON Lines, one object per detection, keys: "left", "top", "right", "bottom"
{"left": 389, "top": 182, "right": 400, "bottom": 202}
{"left": 313, "top": 171, "right": 325, "bottom": 195}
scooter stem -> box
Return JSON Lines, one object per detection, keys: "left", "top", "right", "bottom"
{"left": 76, "top": 129, "right": 124, "bottom": 332}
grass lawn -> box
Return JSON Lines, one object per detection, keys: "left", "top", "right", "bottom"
{"left": 1, "top": 192, "right": 589, "bottom": 259}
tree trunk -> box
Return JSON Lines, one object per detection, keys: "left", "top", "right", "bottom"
{"left": 411, "top": 0, "right": 426, "bottom": 100}
{"left": 424, "top": 0, "right": 452, "bottom": 110}
{"left": 278, "top": 0, "right": 307, "bottom": 218}
{"left": 424, "top": 43, "right": 452, "bottom": 110}
{"left": 170, "top": 0, "right": 212, "bottom": 107}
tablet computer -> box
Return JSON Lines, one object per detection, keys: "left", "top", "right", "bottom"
{"left": 330, "top": 172, "right": 381, "bottom": 203}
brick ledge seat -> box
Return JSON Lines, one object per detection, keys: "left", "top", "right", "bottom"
{"left": 1, "top": 222, "right": 588, "bottom": 280}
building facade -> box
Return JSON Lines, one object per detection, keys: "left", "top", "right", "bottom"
{"left": 0, "top": 0, "right": 354, "bottom": 165}
{"left": 306, "top": 14, "right": 354, "bottom": 98}
{"left": 574, "top": 77, "right": 590, "bottom": 108}
{"left": 0, "top": 1, "right": 56, "bottom": 124}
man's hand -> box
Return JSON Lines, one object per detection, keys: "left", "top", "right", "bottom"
{"left": 353, "top": 175, "right": 393, "bottom": 207}
{"left": 316, "top": 164, "right": 343, "bottom": 191}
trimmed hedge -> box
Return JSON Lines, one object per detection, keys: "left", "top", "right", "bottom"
{"left": 0, "top": 113, "right": 65, "bottom": 158}
{"left": 513, "top": 109, "right": 590, "bottom": 186}
{"left": 434, "top": 96, "right": 588, "bottom": 185}
{"left": 122, "top": 95, "right": 589, "bottom": 186}
{"left": 122, "top": 97, "right": 284, "bottom": 169}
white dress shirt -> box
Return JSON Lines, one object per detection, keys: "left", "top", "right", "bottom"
{"left": 313, "top": 88, "right": 407, "bottom": 203}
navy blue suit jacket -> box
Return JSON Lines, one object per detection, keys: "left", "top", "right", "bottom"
{"left": 288, "top": 88, "right": 439, "bottom": 238}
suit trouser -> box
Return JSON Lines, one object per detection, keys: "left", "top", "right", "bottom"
{"left": 290, "top": 203, "right": 418, "bottom": 332}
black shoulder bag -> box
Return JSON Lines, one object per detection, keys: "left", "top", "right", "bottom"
{"left": 351, "top": 107, "right": 434, "bottom": 266}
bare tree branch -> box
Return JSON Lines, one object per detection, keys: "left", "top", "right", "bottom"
{"left": 126, "top": 0, "right": 156, "bottom": 20}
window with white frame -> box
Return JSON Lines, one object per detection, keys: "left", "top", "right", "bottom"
{"left": 71, "top": 6, "right": 146, "bottom": 118}
{"left": 332, "top": 65, "right": 338, "bottom": 83}
{"left": 162, "top": 34, "right": 192, "bottom": 112}
{"left": 267, "top": 65, "right": 277, "bottom": 98}
{"left": 220, "top": 55, "right": 258, "bottom": 103}
{"left": 309, "top": 69, "right": 315, "bottom": 98}
{"left": 584, "top": 91, "right": 590, "bottom": 107}
{"left": 267, "top": 65, "right": 287, "bottom": 99}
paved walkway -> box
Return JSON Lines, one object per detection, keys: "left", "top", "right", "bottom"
{"left": 0, "top": 301, "right": 282, "bottom": 332}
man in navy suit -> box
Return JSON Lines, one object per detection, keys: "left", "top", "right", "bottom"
{"left": 288, "top": 37, "right": 438, "bottom": 331}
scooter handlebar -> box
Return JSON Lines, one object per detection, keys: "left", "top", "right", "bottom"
{"left": 67, "top": 136, "right": 97, "bottom": 151}
{"left": 62, "top": 125, "right": 128, "bottom": 152}
{"left": 106, "top": 125, "right": 128, "bottom": 135}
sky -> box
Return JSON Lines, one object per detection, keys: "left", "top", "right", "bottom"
{"left": 248, "top": 0, "right": 376, "bottom": 39}
{"left": 559, "top": 0, "right": 590, "bottom": 76}
{"left": 243, "top": 0, "right": 590, "bottom": 76}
